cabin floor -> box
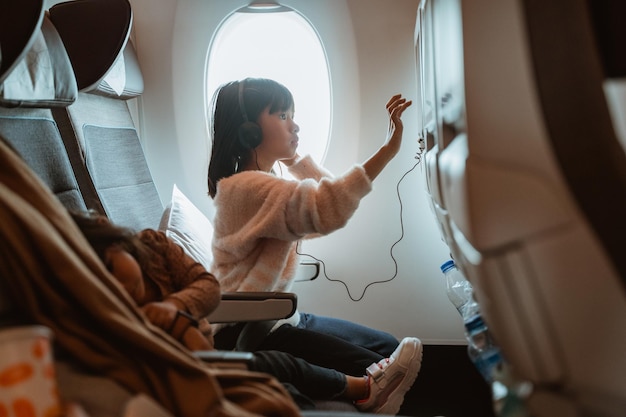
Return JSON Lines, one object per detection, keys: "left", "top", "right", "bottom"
{"left": 398, "top": 344, "right": 496, "bottom": 417}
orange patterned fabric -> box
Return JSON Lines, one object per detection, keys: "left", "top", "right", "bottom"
{"left": 0, "top": 138, "right": 301, "bottom": 417}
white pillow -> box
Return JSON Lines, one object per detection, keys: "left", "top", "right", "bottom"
{"left": 159, "top": 184, "right": 214, "bottom": 270}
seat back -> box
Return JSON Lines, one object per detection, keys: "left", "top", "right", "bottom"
{"left": 0, "top": 0, "right": 85, "bottom": 212}
{"left": 0, "top": 0, "right": 77, "bottom": 327}
{"left": 418, "top": 0, "right": 626, "bottom": 416}
{"left": 49, "top": 0, "right": 163, "bottom": 231}
{"left": 0, "top": 0, "right": 44, "bottom": 86}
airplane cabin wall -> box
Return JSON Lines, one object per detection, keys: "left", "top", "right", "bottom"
{"left": 52, "top": 0, "right": 464, "bottom": 344}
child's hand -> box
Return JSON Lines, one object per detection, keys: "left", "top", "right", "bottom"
{"left": 141, "top": 301, "right": 178, "bottom": 330}
{"left": 362, "top": 94, "right": 413, "bottom": 181}
{"left": 384, "top": 94, "right": 412, "bottom": 157}
{"left": 280, "top": 153, "right": 300, "bottom": 167}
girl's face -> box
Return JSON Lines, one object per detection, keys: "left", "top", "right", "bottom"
{"left": 104, "top": 246, "right": 146, "bottom": 303}
{"left": 255, "top": 106, "right": 299, "bottom": 166}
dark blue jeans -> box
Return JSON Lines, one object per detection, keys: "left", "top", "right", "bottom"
{"left": 258, "top": 313, "right": 399, "bottom": 377}
{"left": 296, "top": 312, "right": 399, "bottom": 357}
{"left": 214, "top": 312, "right": 399, "bottom": 377}
{"left": 250, "top": 350, "right": 346, "bottom": 401}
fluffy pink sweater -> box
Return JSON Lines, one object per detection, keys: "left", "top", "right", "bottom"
{"left": 211, "top": 155, "right": 372, "bottom": 294}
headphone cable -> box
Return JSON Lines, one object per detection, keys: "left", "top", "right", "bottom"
{"left": 296, "top": 139, "right": 425, "bottom": 301}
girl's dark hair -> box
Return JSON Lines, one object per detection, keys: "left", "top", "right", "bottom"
{"left": 207, "top": 78, "right": 294, "bottom": 198}
{"left": 70, "top": 211, "right": 151, "bottom": 272}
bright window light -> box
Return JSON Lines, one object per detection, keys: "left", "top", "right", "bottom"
{"left": 206, "top": 8, "right": 331, "bottom": 168}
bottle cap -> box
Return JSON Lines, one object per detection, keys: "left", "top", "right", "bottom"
{"left": 440, "top": 259, "right": 456, "bottom": 274}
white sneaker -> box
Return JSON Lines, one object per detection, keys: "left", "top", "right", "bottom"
{"left": 355, "top": 337, "right": 423, "bottom": 415}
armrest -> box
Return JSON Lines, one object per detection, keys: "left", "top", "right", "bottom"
{"left": 193, "top": 350, "right": 254, "bottom": 369}
{"left": 207, "top": 292, "right": 297, "bottom": 323}
{"left": 192, "top": 350, "right": 254, "bottom": 370}
{"left": 294, "top": 261, "right": 320, "bottom": 282}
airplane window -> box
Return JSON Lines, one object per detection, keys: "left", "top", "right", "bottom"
{"left": 206, "top": 5, "right": 331, "bottom": 169}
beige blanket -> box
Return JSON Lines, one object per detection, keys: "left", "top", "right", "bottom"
{"left": 0, "top": 138, "right": 301, "bottom": 417}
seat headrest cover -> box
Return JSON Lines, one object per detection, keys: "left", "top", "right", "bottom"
{"left": 0, "top": 15, "right": 77, "bottom": 108}
{"left": 89, "top": 40, "right": 144, "bottom": 99}
{"left": 49, "top": 0, "right": 142, "bottom": 99}
{"left": 0, "top": 0, "right": 45, "bottom": 85}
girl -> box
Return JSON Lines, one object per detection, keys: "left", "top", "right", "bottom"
{"left": 71, "top": 212, "right": 421, "bottom": 414}
{"left": 207, "top": 78, "right": 422, "bottom": 380}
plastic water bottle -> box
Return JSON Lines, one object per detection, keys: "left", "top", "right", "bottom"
{"left": 440, "top": 261, "right": 505, "bottom": 382}
{"left": 464, "top": 314, "right": 504, "bottom": 383}
{"left": 440, "top": 259, "right": 477, "bottom": 319}
{"left": 439, "top": 260, "right": 502, "bottom": 379}
{"left": 464, "top": 314, "right": 515, "bottom": 413}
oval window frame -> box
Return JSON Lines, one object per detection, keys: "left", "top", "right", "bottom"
{"left": 205, "top": 6, "right": 332, "bottom": 168}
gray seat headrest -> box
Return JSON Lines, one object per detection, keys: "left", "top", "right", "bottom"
{"left": 49, "top": 0, "right": 144, "bottom": 99}
{"left": 0, "top": 0, "right": 77, "bottom": 108}
{"left": 0, "top": 0, "right": 45, "bottom": 84}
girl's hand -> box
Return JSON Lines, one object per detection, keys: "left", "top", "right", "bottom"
{"left": 384, "top": 94, "right": 412, "bottom": 157}
{"left": 280, "top": 153, "right": 300, "bottom": 167}
{"left": 141, "top": 301, "right": 178, "bottom": 330}
{"left": 362, "top": 94, "right": 412, "bottom": 181}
